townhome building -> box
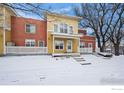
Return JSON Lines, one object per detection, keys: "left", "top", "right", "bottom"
{"left": 0, "top": 5, "right": 96, "bottom": 56}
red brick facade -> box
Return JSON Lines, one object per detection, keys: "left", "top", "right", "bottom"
{"left": 79, "top": 29, "right": 96, "bottom": 51}
{"left": 11, "top": 16, "right": 47, "bottom": 46}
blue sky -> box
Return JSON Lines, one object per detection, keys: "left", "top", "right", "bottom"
{"left": 17, "top": 3, "right": 79, "bottom": 19}
{"left": 42, "top": 3, "right": 79, "bottom": 15}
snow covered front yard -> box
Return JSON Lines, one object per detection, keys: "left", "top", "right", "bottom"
{"left": 0, "top": 54, "right": 124, "bottom": 85}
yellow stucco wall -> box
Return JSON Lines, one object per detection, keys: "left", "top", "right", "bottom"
{"left": 0, "top": 6, "right": 15, "bottom": 55}
{"left": 5, "top": 31, "right": 11, "bottom": 43}
{"left": 46, "top": 13, "right": 79, "bottom": 54}
{"left": 0, "top": 29, "right": 4, "bottom": 55}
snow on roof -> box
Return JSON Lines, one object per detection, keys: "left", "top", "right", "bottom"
{"left": 44, "top": 11, "right": 82, "bottom": 20}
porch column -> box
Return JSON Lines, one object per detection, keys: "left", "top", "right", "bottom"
{"left": 3, "top": 7, "right": 6, "bottom": 55}
{"left": 78, "top": 37, "right": 80, "bottom": 53}
{"left": 53, "top": 36, "right": 54, "bottom": 53}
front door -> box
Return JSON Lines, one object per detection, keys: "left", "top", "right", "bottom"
{"left": 67, "top": 40, "right": 72, "bottom": 52}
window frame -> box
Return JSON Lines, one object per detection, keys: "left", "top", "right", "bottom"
{"left": 68, "top": 26, "right": 73, "bottom": 34}
{"left": 88, "top": 43, "right": 93, "bottom": 48}
{"left": 25, "top": 24, "right": 36, "bottom": 34}
{"left": 54, "top": 40, "right": 64, "bottom": 50}
{"left": 25, "top": 39, "right": 35, "bottom": 47}
{"left": 54, "top": 24, "right": 59, "bottom": 33}
{"left": 38, "top": 40, "right": 44, "bottom": 47}
{"left": 80, "top": 42, "right": 85, "bottom": 48}
{"left": 63, "top": 24, "right": 68, "bottom": 33}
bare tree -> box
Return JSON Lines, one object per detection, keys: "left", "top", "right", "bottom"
{"left": 0, "top": 3, "right": 52, "bottom": 20}
{"left": 73, "top": 3, "right": 121, "bottom": 52}
{"left": 107, "top": 4, "right": 124, "bottom": 56}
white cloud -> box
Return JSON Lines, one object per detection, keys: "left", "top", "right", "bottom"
{"left": 51, "top": 6, "right": 72, "bottom": 14}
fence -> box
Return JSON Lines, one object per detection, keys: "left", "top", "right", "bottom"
{"left": 80, "top": 48, "right": 93, "bottom": 53}
{"left": 6, "top": 46, "right": 48, "bottom": 55}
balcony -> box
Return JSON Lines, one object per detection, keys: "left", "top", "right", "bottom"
{"left": 51, "top": 32, "right": 82, "bottom": 39}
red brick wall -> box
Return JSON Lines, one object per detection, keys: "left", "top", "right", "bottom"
{"left": 78, "top": 29, "right": 87, "bottom": 35}
{"left": 78, "top": 29, "right": 96, "bottom": 51}
{"left": 80, "top": 35, "right": 96, "bottom": 51}
{"left": 11, "top": 16, "right": 47, "bottom": 46}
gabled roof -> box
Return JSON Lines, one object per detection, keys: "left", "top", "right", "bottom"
{"left": 0, "top": 4, "right": 17, "bottom": 16}
{"left": 44, "top": 11, "right": 82, "bottom": 20}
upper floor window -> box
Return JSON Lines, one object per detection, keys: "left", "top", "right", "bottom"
{"left": 69, "top": 26, "right": 73, "bottom": 34}
{"left": 59, "top": 23, "right": 68, "bottom": 33}
{"left": 60, "top": 23, "right": 64, "bottom": 33}
{"left": 54, "top": 24, "right": 58, "bottom": 32}
{"left": 25, "top": 24, "right": 36, "bottom": 33}
{"left": 63, "top": 24, "right": 68, "bottom": 33}
{"left": 25, "top": 39, "right": 35, "bottom": 47}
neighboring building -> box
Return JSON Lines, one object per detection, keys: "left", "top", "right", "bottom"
{"left": 78, "top": 29, "right": 96, "bottom": 52}
{"left": 11, "top": 16, "right": 47, "bottom": 47}
{"left": 0, "top": 5, "right": 16, "bottom": 55}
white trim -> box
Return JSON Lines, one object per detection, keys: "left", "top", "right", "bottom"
{"left": 45, "top": 12, "right": 82, "bottom": 20}
{"left": 25, "top": 39, "right": 35, "bottom": 47}
{"left": 51, "top": 32, "right": 82, "bottom": 37}
{"left": 53, "top": 23, "right": 59, "bottom": 33}
{"left": 25, "top": 23, "right": 36, "bottom": 34}
{"left": 48, "top": 30, "right": 54, "bottom": 32}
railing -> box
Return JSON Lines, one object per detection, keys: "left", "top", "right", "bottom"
{"left": 80, "top": 47, "right": 93, "bottom": 53}
{"left": 6, "top": 46, "right": 48, "bottom": 55}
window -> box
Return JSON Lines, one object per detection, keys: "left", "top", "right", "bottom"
{"left": 38, "top": 40, "right": 44, "bottom": 47}
{"left": 25, "top": 39, "right": 35, "bottom": 47}
{"left": 55, "top": 40, "right": 64, "bottom": 50}
{"left": 88, "top": 43, "right": 92, "bottom": 48}
{"left": 25, "top": 24, "right": 36, "bottom": 33}
{"left": 69, "top": 26, "right": 73, "bottom": 34}
{"left": 63, "top": 24, "right": 68, "bottom": 33}
{"left": 60, "top": 23, "right": 64, "bottom": 33}
{"left": 59, "top": 23, "right": 68, "bottom": 33}
{"left": 80, "top": 42, "right": 85, "bottom": 48}
{"left": 54, "top": 24, "right": 58, "bottom": 32}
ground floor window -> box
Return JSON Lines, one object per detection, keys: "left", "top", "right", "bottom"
{"left": 25, "top": 39, "right": 35, "bottom": 47}
{"left": 38, "top": 40, "right": 44, "bottom": 47}
{"left": 88, "top": 43, "right": 92, "bottom": 48}
{"left": 55, "top": 40, "right": 64, "bottom": 50}
{"left": 80, "top": 42, "right": 85, "bottom": 48}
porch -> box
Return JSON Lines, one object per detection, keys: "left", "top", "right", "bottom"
{"left": 49, "top": 32, "right": 82, "bottom": 54}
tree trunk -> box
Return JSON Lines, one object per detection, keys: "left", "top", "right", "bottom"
{"left": 96, "top": 36, "right": 102, "bottom": 52}
{"left": 114, "top": 44, "right": 120, "bottom": 56}
{"left": 101, "top": 43, "right": 105, "bottom": 52}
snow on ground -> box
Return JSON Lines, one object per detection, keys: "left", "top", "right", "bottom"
{"left": 0, "top": 54, "right": 124, "bottom": 85}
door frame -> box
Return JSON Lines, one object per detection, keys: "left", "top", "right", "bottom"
{"left": 66, "top": 40, "right": 72, "bottom": 52}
